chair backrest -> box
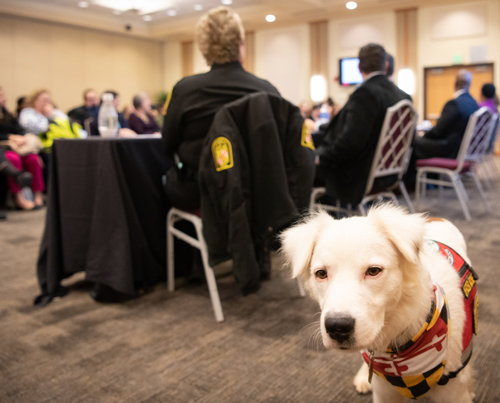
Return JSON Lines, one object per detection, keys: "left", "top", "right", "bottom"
{"left": 455, "top": 107, "right": 494, "bottom": 171}
{"left": 486, "top": 113, "right": 499, "bottom": 154}
{"left": 84, "top": 117, "right": 94, "bottom": 137}
{"left": 364, "top": 99, "right": 417, "bottom": 195}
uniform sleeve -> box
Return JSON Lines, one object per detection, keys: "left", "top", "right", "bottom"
{"left": 424, "top": 100, "right": 460, "bottom": 140}
{"left": 162, "top": 84, "right": 184, "bottom": 157}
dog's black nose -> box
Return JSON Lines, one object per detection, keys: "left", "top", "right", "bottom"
{"left": 324, "top": 315, "right": 355, "bottom": 343}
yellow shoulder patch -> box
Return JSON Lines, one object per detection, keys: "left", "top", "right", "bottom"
{"left": 212, "top": 136, "right": 234, "bottom": 172}
{"left": 301, "top": 122, "right": 315, "bottom": 150}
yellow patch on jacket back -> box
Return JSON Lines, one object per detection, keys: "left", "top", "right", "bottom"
{"left": 212, "top": 137, "right": 234, "bottom": 172}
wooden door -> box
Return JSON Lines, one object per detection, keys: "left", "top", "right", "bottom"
{"left": 424, "top": 63, "right": 494, "bottom": 125}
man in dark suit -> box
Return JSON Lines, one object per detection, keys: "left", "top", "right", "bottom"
{"left": 162, "top": 6, "right": 280, "bottom": 210}
{"left": 67, "top": 88, "right": 99, "bottom": 127}
{"left": 413, "top": 70, "right": 478, "bottom": 160}
{"left": 315, "top": 43, "right": 412, "bottom": 205}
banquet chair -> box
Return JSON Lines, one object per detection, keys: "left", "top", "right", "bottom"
{"left": 166, "top": 207, "right": 224, "bottom": 322}
{"left": 415, "top": 107, "right": 494, "bottom": 221}
{"left": 83, "top": 117, "right": 93, "bottom": 137}
{"left": 166, "top": 206, "right": 307, "bottom": 323}
{"left": 311, "top": 99, "right": 417, "bottom": 216}
{"left": 479, "top": 114, "right": 500, "bottom": 183}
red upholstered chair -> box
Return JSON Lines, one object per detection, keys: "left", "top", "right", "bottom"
{"left": 311, "top": 99, "right": 417, "bottom": 216}
{"left": 415, "top": 107, "right": 494, "bottom": 221}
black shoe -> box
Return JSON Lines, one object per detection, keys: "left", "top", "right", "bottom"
{"left": 16, "top": 172, "right": 33, "bottom": 188}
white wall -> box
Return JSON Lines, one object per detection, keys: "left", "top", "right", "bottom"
{"left": 0, "top": 14, "right": 163, "bottom": 112}
{"left": 328, "top": 12, "right": 397, "bottom": 107}
{"left": 417, "top": 0, "right": 500, "bottom": 117}
{"left": 254, "top": 25, "right": 310, "bottom": 105}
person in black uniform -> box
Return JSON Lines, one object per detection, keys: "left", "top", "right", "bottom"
{"left": 162, "top": 6, "right": 280, "bottom": 210}
{"left": 315, "top": 43, "right": 412, "bottom": 205}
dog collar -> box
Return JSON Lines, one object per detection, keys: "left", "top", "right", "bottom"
{"left": 361, "top": 278, "right": 449, "bottom": 400}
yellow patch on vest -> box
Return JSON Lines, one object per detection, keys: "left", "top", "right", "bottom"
{"left": 212, "top": 136, "right": 234, "bottom": 172}
{"left": 462, "top": 273, "right": 475, "bottom": 298}
{"left": 301, "top": 122, "right": 315, "bottom": 150}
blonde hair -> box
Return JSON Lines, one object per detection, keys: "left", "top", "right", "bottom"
{"left": 26, "top": 88, "right": 50, "bottom": 108}
{"left": 195, "top": 6, "right": 245, "bottom": 66}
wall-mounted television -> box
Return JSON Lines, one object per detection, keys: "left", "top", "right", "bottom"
{"left": 339, "top": 57, "right": 363, "bottom": 86}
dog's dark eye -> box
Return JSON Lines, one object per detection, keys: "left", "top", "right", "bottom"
{"left": 366, "top": 266, "right": 383, "bottom": 276}
{"left": 315, "top": 269, "right": 328, "bottom": 280}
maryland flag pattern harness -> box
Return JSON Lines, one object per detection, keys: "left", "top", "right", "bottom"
{"left": 361, "top": 240, "right": 478, "bottom": 400}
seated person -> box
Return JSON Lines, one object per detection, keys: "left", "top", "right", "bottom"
{"left": 305, "top": 103, "right": 321, "bottom": 133}
{"left": 479, "top": 83, "right": 499, "bottom": 152}
{"left": 0, "top": 86, "right": 44, "bottom": 209}
{"left": 67, "top": 88, "right": 99, "bottom": 126}
{"left": 128, "top": 93, "right": 161, "bottom": 135}
{"left": 315, "top": 43, "right": 411, "bottom": 205}
{"left": 479, "top": 83, "right": 497, "bottom": 114}
{"left": 162, "top": 6, "right": 280, "bottom": 210}
{"left": 18, "top": 89, "right": 68, "bottom": 137}
{"left": 413, "top": 70, "right": 479, "bottom": 161}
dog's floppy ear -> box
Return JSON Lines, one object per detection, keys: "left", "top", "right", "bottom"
{"left": 368, "top": 205, "right": 426, "bottom": 266}
{"left": 279, "top": 211, "right": 333, "bottom": 279}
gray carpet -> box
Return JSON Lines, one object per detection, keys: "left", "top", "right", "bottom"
{"left": 1, "top": 163, "right": 500, "bottom": 403}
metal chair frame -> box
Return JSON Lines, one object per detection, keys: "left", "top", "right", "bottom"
{"left": 166, "top": 208, "right": 306, "bottom": 323}
{"left": 415, "top": 107, "right": 494, "bottom": 221}
{"left": 311, "top": 99, "right": 417, "bottom": 216}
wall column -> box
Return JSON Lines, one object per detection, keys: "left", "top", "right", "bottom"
{"left": 243, "top": 31, "right": 255, "bottom": 73}
{"left": 395, "top": 8, "right": 418, "bottom": 105}
{"left": 309, "top": 20, "right": 329, "bottom": 100}
{"left": 181, "top": 40, "right": 194, "bottom": 77}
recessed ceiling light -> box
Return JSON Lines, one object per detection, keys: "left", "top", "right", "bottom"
{"left": 346, "top": 1, "right": 357, "bottom": 10}
{"left": 221, "top": 0, "right": 232, "bottom": 4}
{"left": 112, "top": 9, "right": 122, "bottom": 15}
{"left": 143, "top": 15, "right": 152, "bottom": 21}
{"left": 193, "top": 4, "right": 203, "bottom": 11}
{"left": 167, "top": 9, "right": 177, "bottom": 16}
{"left": 78, "top": 1, "right": 89, "bottom": 8}
{"left": 265, "top": 14, "right": 276, "bottom": 22}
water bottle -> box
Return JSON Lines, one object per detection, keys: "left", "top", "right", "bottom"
{"left": 98, "top": 93, "right": 118, "bottom": 138}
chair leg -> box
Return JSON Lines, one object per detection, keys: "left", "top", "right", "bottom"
{"left": 193, "top": 220, "right": 224, "bottom": 323}
{"left": 399, "top": 182, "right": 415, "bottom": 213}
{"left": 456, "top": 177, "right": 469, "bottom": 202}
{"left": 297, "top": 280, "right": 306, "bottom": 297}
{"left": 358, "top": 203, "right": 367, "bottom": 216}
{"left": 471, "top": 171, "right": 490, "bottom": 212}
{"left": 451, "top": 174, "right": 471, "bottom": 221}
{"left": 167, "top": 213, "right": 175, "bottom": 292}
{"left": 415, "top": 170, "right": 423, "bottom": 209}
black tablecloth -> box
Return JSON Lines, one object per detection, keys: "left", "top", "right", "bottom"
{"left": 36, "top": 137, "right": 173, "bottom": 303}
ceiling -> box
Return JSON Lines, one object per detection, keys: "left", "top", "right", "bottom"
{"left": 0, "top": 0, "right": 473, "bottom": 41}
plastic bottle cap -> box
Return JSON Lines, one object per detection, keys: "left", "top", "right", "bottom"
{"left": 102, "top": 93, "right": 114, "bottom": 102}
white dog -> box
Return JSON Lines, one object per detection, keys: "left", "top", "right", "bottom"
{"left": 280, "top": 205, "right": 478, "bottom": 403}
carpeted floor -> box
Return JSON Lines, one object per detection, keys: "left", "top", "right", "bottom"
{"left": 1, "top": 163, "right": 500, "bottom": 403}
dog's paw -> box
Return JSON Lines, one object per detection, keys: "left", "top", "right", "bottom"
{"left": 353, "top": 372, "right": 372, "bottom": 394}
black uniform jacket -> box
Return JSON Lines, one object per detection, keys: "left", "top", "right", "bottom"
{"left": 316, "top": 74, "right": 411, "bottom": 205}
{"left": 199, "top": 92, "right": 315, "bottom": 295}
{"left": 163, "top": 61, "right": 280, "bottom": 177}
